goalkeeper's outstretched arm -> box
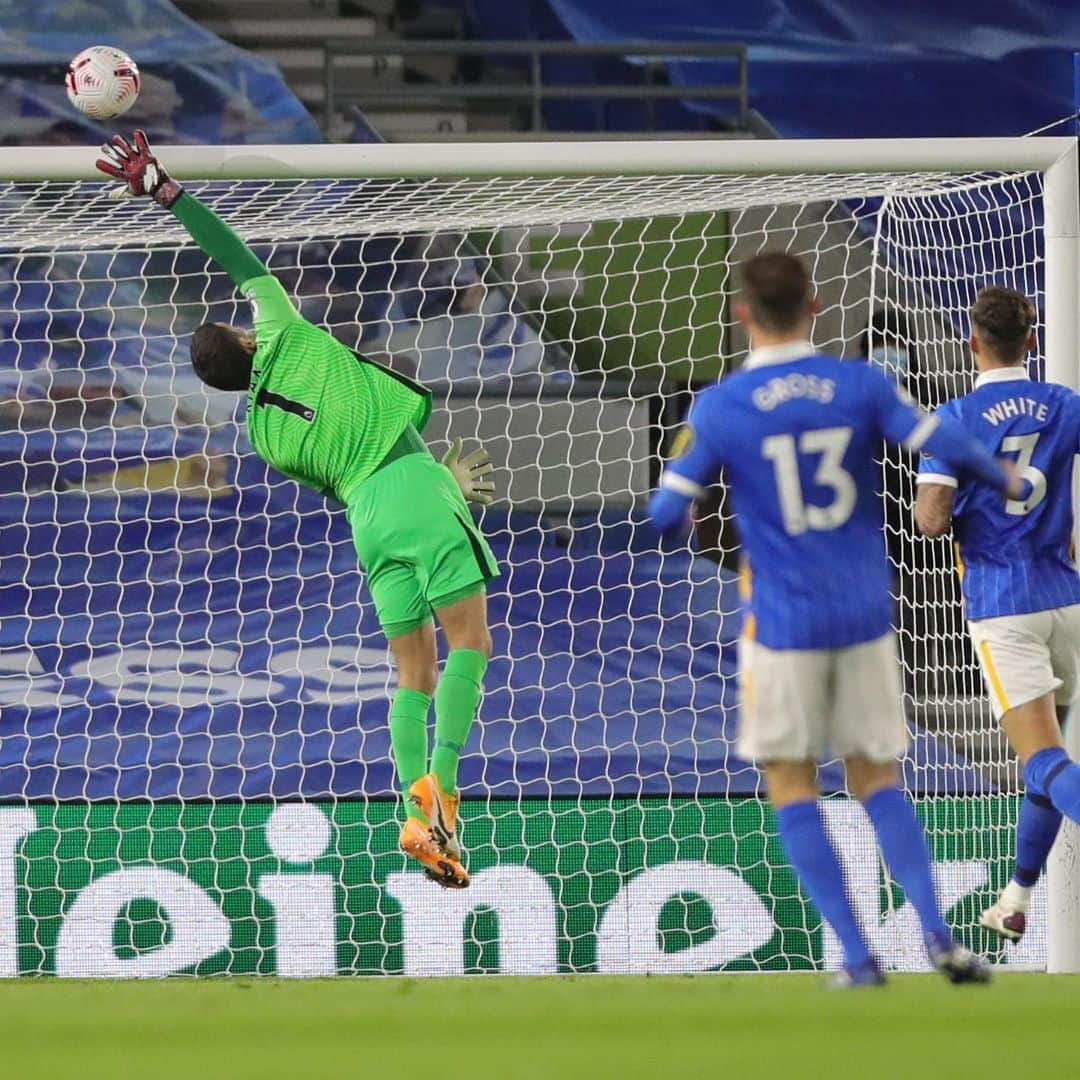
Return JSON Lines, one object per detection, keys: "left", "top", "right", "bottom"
{"left": 96, "top": 131, "right": 267, "bottom": 287}
{"left": 166, "top": 192, "right": 267, "bottom": 288}
{"left": 97, "top": 130, "right": 287, "bottom": 392}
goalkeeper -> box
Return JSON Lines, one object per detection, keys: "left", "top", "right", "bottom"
{"left": 97, "top": 131, "right": 497, "bottom": 890}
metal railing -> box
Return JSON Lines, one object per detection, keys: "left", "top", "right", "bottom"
{"left": 323, "top": 39, "right": 749, "bottom": 136}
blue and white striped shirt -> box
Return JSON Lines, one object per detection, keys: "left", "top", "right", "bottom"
{"left": 648, "top": 343, "right": 1009, "bottom": 649}
{"left": 917, "top": 367, "right": 1080, "bottom": 620}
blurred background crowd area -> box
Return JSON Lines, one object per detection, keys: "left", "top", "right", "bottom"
{"left": 2, "top": 0, "right": 1077, "bottom": 590}
{"left": 1, "top": 1, "right": 1079, "bottom": 801}
{"left": 2, "top": 0, "right": 1078, "bottom": 400}
{"left": 2, "top": 0, "right": 1078, "bottom": 506}
{"left": 5, "top": 0, "right": 1079, "bottom": 145}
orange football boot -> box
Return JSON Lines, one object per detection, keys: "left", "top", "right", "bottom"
{"left": 399, "top": 817, "right": 469, "bottom": 889}
{"left": 408, "top": 773, "right": 463, "bottom": 861}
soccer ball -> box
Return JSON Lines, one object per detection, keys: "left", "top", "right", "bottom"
{"left": 65, "top": 46, "right": 140, "bottom": 120}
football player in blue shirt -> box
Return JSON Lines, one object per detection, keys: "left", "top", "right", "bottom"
{"left": 916, "top": 286, "right": 1080, "bottom": 946}
{"left": 649, "top": 253, "right": 1024, "bottom": 986}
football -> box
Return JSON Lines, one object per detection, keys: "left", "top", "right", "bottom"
{"left": 65, "top": 45, "right": 140, "bottom": 120}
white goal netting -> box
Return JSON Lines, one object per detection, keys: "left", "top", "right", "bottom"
{"left": 0, "top": 163, "right": 1050, "bottom": 977}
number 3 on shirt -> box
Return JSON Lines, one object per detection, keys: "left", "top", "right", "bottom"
{"left": 762, "top": 426, "right": 856, "bottom": 536}
{"left": 1001, "top": 432, "right": 1047, "bottom": 515}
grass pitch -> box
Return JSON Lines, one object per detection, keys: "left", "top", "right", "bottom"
{"left": 1, "top": 973, "right": 1073, "bottom": 1079}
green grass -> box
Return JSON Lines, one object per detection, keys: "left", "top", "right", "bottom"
{"left": 531, "top": 213, "right": 731, "bottom": 385}
{"left": 0, "top": 973, "right": 1073, "bottom": 1079}
{"left": 478, "top": 211, "right": 731, "bottom": 387}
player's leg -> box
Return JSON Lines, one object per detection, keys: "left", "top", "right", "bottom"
{"left": 349, "top": 484, "right": 437, "bottom": 826}
{"left": 1026, "top": 608, "right": 1080, "bottom": 826}
{"left": 433, "top": 588, "right": 492, "bottom": 793}
{"left": 980, "top": 695, "right": 1066, "bottom": 941}
{"left": 837, "top": 635, "right": 989, "bottom": 983}
{"left": 763, "top": 760, "right": 881, "bottom": 986}
{"left": 386, "top": 621, "right": 469, "bottom": 889}
{"left": 408, "top": 590, "right": 493, "bottom": 858}
{"left": 738, "top": 638, "right": 879, "bottom": 985}
{"left": 396, "top": 452, "right": 498, "bottom": 861}
{"left": 346, "top": 468, "right": 469, "bottom": 888}
{"left": 386, "top": 620, "right": 438, "bottom": 824}
{"left": 362, "top": 584, "right": 470, "bottom": 887}
{"left": 373, "top": 585, "right": 470, "bottom": 888}
{"left": 971, "top": 610, "right": 1079, "bottom": 938}
{"left": 846, "top": 755, "right": 988, "bottom": 982}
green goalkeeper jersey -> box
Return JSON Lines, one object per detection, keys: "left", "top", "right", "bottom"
{"left": 242, "top": 276, "right": 431, "bottom": 503}
{"left": 166, "top": 190, "right": 430, "bottom": 504}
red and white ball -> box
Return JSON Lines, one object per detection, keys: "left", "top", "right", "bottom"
{"left": 65, "top": 46, "right": 140, "bottom": 120}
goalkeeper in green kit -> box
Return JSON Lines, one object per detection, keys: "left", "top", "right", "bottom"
{"left": 97, "top": 131, "right": 496, "bottom": 889}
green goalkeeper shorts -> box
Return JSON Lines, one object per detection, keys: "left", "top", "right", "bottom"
{"left": 346, "top": 428, "right": 499, "bottom": 638}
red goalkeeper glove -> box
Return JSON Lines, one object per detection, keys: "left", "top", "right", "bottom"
{"left": 95, "top": 130, "right": 183, "bottom": 208}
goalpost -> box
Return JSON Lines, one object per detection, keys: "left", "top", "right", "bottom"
{"left": 0, "top": 137, "right": 1076, "bottom": 977}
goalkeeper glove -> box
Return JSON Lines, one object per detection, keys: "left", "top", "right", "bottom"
{"left": 442, "top": 439, "right": 496, "bottom": 505}
{"left": 95, "top": 130, "right": 183, "bottom": 209}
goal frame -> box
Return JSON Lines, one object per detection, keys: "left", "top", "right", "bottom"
{"left": 1, "top": 135, "right": 1077, "bottom": 972}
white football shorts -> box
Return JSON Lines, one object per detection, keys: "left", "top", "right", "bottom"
{"left": 736, "top": 632, "right": 907, "bottom": 764}
{"left": 968, "top": 604, "right": 1080, "bottom": 720}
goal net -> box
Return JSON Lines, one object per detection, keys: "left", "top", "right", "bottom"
{"left": 0, "top": 140, "right": 1075, "bottom": 977}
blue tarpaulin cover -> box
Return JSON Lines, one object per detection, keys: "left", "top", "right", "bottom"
{"left": 0, "top": 0, "right": 996, "bottom": 802}
{"left": 544, "top": 0, "right": 1080, "bottom": 138}
{"left": 0, "top": 451, "right": 987, "bottom": 800}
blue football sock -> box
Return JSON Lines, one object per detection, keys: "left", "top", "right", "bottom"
{"left": 1013, "top": 791, "right": 1061, "bottom": 888}
{"left": 864, "top": 787, "right": 951, "bottom": 947}
{"left": 1025, "top": 747, "right": 1080, "bottom": 825}
{"left": 775, "top": 799, "right": 872, "bottom": 969}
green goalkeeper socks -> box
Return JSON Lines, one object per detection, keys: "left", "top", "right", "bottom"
{"left": 432, "top": 649, "right": 488, "bottom": 795}
{"left": 390, "top": 651, "right": 486, "bottom": 816}
{"left": 389, "top": 688, "right": 432, "bottom": 822}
